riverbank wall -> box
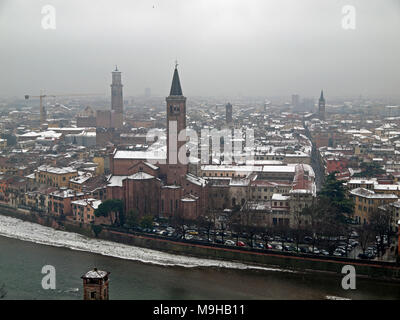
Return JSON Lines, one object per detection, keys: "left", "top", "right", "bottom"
{"left": 1, "top": 204, "right": 400, "bottom": 281}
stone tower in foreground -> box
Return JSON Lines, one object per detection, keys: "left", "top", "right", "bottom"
{"left": 81, "top": 268, "right": 110, "bottom": 300}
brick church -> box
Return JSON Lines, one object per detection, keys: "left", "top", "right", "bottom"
{"left": 106, "top": 65, "right": 208, "bottom": 220}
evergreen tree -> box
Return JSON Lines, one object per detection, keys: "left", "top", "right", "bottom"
{"left": 318, "top": 172, "right": 354, "bottom": 223}
{"left": 94, "top": 199, "right": 124, "bottom": 226}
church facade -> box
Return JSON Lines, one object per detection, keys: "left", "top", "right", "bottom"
{"left": 106, "top": 66, "right": 208, "bottom": 220}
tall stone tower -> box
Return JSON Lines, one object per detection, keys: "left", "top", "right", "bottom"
{"left": 81, "top": 268, "right": 110, "bottom": 300}
{"left": 226, "top": 103, "right": 233, "bottom": 124}
{"left": 318, "top": 90, "right": 326, "bottom": 121}
{"left": 166, "top": 63, "right": 188, "bottom": 185}
{"left": 111, "top": 66, "right": 123, "bottom": 128}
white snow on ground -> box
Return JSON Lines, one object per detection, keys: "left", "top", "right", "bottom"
{"left": 0, "top": 215, "right": 295, "bottom": 273}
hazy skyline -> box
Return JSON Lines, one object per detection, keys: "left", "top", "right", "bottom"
{"left": 0, "top": 0, "right": 399, "bottom": 99}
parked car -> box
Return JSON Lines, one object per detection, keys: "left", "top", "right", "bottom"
{"left": 224, "top": 240, "right": 235, "bottom": 246}
{"left": 333, "top": 250, "right": 344, "bottom": 256}
{"left": 311, "top": 247, "right": 320, "bottom": 254}
{"left": 184, "top": 234, "right": 194, "bottom": 240}
{"left": 236, "top": 241, "right": 246, "bottom": 247}
{"left": 284, "top": 245, "right": 297, "bottom": 252}
{"left": 349, "top": 239, "right": 359, "bottom": 247}
{"left": 367, "top": 246, "right": 377, "bottom": 253}
{"left": 300, "top": 246, "right": 310, "bottom": 253}
{"left": 303, "top": 236, "right": 313, "bottom": 243}
{"left": 273, "top": 244, "right": 283, "bottom": 250}
{"left": 366, "top": 248, "right": 376, "bottom": 257}
{"left": 350, "top": 231, "right": 358, "bottom": 238}
{"left": 320, "top": 249, "right": 329, "bottom": 256}
{"left": 255, "top": 243, "right": 264, "bottom": 249}
{"left": 214, "top": 239, "right": 223, "bottom": 244}
{"left": 336, "top": 247, "right": 346, "bottom": 254}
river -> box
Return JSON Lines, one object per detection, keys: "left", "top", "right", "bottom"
{"left": 0, "top": 215, "right": 399, "bottom": 300}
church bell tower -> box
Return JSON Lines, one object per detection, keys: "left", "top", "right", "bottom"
{"left": 318, "top": 90, "right": 326, "bottom": 121}
{"left": 166, "top": 63, "right": 188, "bottom": 185}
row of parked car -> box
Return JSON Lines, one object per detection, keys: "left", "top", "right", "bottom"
{"left": 332, "top": 239, "right": 359, "bottom": 256}
{"left": 144, "top": 223, "right": 382, "bottom": 260}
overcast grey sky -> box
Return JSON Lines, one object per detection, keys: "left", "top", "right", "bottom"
{"left": 0, "top": 0, "right": 399, "bottom": 99}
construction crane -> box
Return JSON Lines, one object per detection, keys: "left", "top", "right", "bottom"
{"left": 24, "top": 92, "right": 101, "bottom": 125}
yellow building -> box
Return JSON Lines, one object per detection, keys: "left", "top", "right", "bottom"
{"left": 387, "top": 202, "right": 400, "bottom": 234}
{"left": 71, "top": 198, "right": 102, "bottom": 224}
{"left": 69, "top": 173, "right": 92, "bottom": 192}
{"left": 374, "top": 184, "right": 400, "bottom": 197}
{"left": 35, "top": 165, "right": 78, "bottom": 187}
{"left": 346, "top": 179, "right": 375, "bottom": 190}
{"left": 24, "top": 190, "right": 51, "bottom": 213}
{"left": 93, "top": 156, "right": 105, "bottom": 175}
{"left": 350, "top": 187, "right": 398, "bottom": 224}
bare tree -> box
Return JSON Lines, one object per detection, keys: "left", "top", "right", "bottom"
{"left": 171, "top": 211, "right": 189, "bottom": 240}
{"left": 369, "top": 207, "right": 392, "bottom": 258}
{"left": 260, "top": 227, "right": 271, "bottom": 250}
{"left": 227, "top": 211, "right": 242, "bottom": 244}
{"left": 357, "top": 223, "right": 375, "bottom": 254}
{"left": 239, "top": 204, "right": 263, "bottom": 248}
{"left": 195, "top": 215, "right": 213, "bottom": 242}
{"left": 272, "top": 223, "right": 290, "bottom": 251}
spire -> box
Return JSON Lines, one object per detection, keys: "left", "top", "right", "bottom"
{"left": 320, "top": 90, "right": 324, "bottom": 101}
{"left": 170, "top": 63, "right": 183, "bottom": 96}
